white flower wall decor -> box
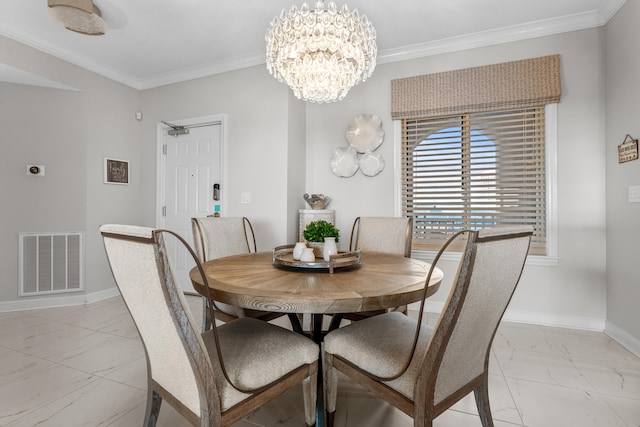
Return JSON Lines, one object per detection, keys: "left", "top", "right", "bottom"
{"left": 330, "top": 114, "right": 385, "bottom": 177}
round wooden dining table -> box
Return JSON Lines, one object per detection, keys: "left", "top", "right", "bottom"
{"left": 189, "top": 250, "right": 444, "bottom": 340}
{"left": 190, "top": 250, "right": 444, "bottom": 426}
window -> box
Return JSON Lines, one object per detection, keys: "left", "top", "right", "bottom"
{"left": 391, "top": 55, "right": 561, "bottom": 258}
{"left": 401, "top": 107, "right": 547, "bottom": 255}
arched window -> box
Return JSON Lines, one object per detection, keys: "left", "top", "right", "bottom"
{"left": 402, "top": 107, "right": 546, "bottom": 254}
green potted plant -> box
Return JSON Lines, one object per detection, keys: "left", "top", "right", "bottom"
{"left": 303, "top": 220, "right": 340, "bottom": 256}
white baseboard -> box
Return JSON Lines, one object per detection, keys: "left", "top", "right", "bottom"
{"left": 605, "top": 320, "right": 640, "bottom": 358}
{"left": 501, "top": 308, "right": 606, "bottom": 331}
{"left": 422, "top": 301, "right": 606, "bottom": 331}
{"left": 84, "top": 287, "right": 121, "bottom": 304}
{"left": 0, "top": 287, "right": 120, "bottom": 313}
{"left": 421, "top": 302, "right": 639, "bottom": 357}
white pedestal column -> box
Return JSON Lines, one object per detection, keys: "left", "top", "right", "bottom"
{"left": 298, "top": 209, "right": 336, "bottom": 242}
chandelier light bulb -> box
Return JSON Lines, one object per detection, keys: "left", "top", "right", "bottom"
{"left": 265, "top": 1, "right": 377, "bottom": 103}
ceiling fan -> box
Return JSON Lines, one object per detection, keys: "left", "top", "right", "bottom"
{"left": 47, "top": 0, "right": 107, "bottom": 36}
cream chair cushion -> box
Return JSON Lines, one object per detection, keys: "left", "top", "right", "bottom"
{"left": 204, "top": 317, "right": 319, "bottom": 410}
{"left": 353, "top": 217, "right": 411, "bottom": 256}
{"left": 323, "top": 311, "right": 432, "bottom": 399}
{"left": 194, "top": 217, "right": 252, "bottom": 260}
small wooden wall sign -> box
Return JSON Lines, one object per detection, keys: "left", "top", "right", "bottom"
{"left": 618, "top": 135, "right": 638, "bottom": 163}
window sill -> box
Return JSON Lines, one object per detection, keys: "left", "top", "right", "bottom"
{"left": 410, "top": 250, "right": 559, "bottom": 267}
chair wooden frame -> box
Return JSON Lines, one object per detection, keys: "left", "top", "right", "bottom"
{"left": 323, "top": 226, "right": 533, "bottom": 427}
{"left": 331, "top": 216, "right": 414, "bottom": 326}
{"left": 101, "top": 225, "right": 318, "bottom": 427}
{"left": 191, "top": 216, "right": 283, "bottom": 326}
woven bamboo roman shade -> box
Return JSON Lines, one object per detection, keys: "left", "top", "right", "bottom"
{"left": 391, "top": 55, "right": 561, "bottom": 120}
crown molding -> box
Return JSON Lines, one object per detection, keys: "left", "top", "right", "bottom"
{"left": 0, "top": 23, "right": 141, "bottom": 89}
{"left": 140, "top": 0, "right": 627, "bottom": 89}
{"left": 138, "top": 52, "right": 266, "bottom": 90}
{"left": 0, "top": 0, "right": 628, "bottom": 91}
{"left": 597, "top": 0, "right": 628, "bottom": 23}
{"left": 376, "top": 2, "right": 625, "bottom": 65}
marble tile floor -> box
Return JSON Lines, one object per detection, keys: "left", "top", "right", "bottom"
{"left": 0, "top": 296, "right": 639, "bottom": 427}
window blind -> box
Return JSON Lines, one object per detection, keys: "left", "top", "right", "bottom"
{"left": 401, "top": 107, "right": 547, "bottom": 255}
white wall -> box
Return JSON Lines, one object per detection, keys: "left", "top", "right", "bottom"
{"left": 604, "top": 1, "right": 640, "bottom": 348}
{"left": 306, "top": 28, "right": 608, "bottom": 330}
{"left": 286, "top": 92, "right": 308, "bottom": 243}
{"left": 0, "top": 83, "right": 87, "bottom": 303}
{"left": 0, "top": 35, "right": 142, "bottom": 307}
{"left": 138, "top": 67, "right": 305, "bottom": 250}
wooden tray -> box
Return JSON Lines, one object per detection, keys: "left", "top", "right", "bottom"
{"left": 272, "top": 245, "right": 361, "bottom": 273}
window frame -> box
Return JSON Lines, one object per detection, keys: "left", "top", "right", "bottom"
{"left": 394, "top": 104, "right": 558, "bottom": 266}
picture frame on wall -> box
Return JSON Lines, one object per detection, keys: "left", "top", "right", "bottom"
{"left": 104, "top": 158, "right": 129, "bottom": 185}
{"left": 618, "top": 135, "right": 639, "bottom": 164}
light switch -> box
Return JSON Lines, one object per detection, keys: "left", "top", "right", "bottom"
{"left": 240, "top": 192, "right": 252, "bottom": 204}
{"left": 629, "top": 185, "right": 640, "bottom": 203}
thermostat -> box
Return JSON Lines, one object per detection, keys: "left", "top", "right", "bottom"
{"left": 27, "top": 165, "right": 45, "bottom": 176}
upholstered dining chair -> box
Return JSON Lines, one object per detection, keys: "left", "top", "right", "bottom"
{"left": 331, "top": 216, "right": 414, "bottom": 326}
{"left": 191, "top": 216, "right": 284, "bottom": 329}
{"left": 349, "top": 216, "right": 413, "bottom": 258}
{"left": 322, "top": 226, "right": 533, "bottom": 427}
{"left": 101, "top": 224, "right": 319, "bottom": 427}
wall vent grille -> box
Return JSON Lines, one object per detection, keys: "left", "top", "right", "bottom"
{"left": 19, "top": 232, "right": 84, "bottom": 296}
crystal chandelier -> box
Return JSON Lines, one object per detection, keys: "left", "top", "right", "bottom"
{"left": 265, "top": 1, "right": 377, "bottom": 103}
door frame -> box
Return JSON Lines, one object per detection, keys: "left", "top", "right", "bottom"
{"left": 155, "top": 114, "right": 228, "bottom": 228}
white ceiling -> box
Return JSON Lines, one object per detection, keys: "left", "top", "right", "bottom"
{"left": 0, "top": 0, "right": 626, "bottom": 90}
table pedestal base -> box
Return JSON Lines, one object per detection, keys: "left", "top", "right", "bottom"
{"left": 287, "top": 313, "right": 333, "bottom": 426}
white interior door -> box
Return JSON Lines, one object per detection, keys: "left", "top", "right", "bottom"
{"left": 159, "top": 121, "right": 223, "bottom": 292}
